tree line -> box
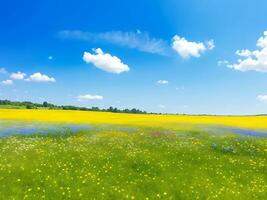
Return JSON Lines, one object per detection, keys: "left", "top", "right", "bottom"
{"left": 0, "top": 100, "right": 147, "bottom": 114}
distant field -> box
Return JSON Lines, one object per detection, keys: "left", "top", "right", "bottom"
{"left": 0, "top": 109, "right": 266, "bottom": 199}
{"left": 1, "top": 108, "right": 267, "bottom": 129}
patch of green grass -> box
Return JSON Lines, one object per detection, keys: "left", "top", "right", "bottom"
{"left": 0, "top": 105, "right": 26, "bottom": 109}
{"left": 0, "top": 128, "right": 266, "bottom": 199}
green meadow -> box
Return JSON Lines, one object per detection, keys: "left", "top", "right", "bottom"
{"left": 0, "top": 125, "right": 266, "bottom": 200}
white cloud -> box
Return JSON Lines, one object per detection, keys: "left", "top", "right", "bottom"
{"left": 217, "top": 60, "right": 229, "bottom": 66}
{"left": 206, "top": 39, "right": 215, "bottom": 50}
{"left": 257, "top": 95, "right": 267, "bottom": 103}
{"left": 0, "top": 68, "right": 7, "bottom": 74}
{"left": 171, "top": 35, "right": 214, "bottom": 58}
{"left": 48, "top": 56, "right": 53, "bottom": 60}
{"left": 25, "top": 73, "right": 56, "bottom": 82}
{"left": 83, "top": 48, "right": 129, "bottom": 74}
{"left": 235, "top": 49, "right": 252, "bottom": 57}
{"left": 228, "top": 31, "right": 267, "bottom": 72}
{"left": 58, "top": 30, "right": 168, "bottom": 55}
{"left": 1, "top": 79, "right": 13, "bottom": 85}
{"left": 10, "top": 72, "right": 26, "bottom": 80}
{"left": 78, "top": 94, "right": 103, "bottom": 101}
{"left": 175, "top": 86, "right": 185, "bottom": 90}
{"left": 157, "top": 80, "right": 169, "bottom": 84}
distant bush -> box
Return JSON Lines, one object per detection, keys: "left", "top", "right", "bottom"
{"left": 26, "top": 105, "right": 35, "bottom": 109}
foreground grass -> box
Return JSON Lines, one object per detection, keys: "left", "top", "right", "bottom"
{"left": 0, "top": 128, "right": 266, "bottom": 200}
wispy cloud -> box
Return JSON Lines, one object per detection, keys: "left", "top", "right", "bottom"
{"left": 217, "top": 60, "right": 229, "bottom": 66}
{"left": 175, "top": 86, "right": 185, "bottom": 91}
{"left": 78, "top": 94, "right": 103, "bottom": 101}
{"left": 0, "top": 68, "right": 7, "bottom": 74}
{"left": 58, "top": 30, "right": 169, "bottom": 55}
{"left": 257, "top": 94, "right": 267, "bottom": 103}
{"left": 158, "top": 104, "right": 166, "bottom": 109}
{"left": 157, "top": 80, "right": 169, "bottom": 84}
{"left": 1, "top": 79, "right": 13, "bottom": 85}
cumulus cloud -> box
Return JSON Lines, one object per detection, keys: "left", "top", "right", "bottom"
{"left": 10, "top": 72, "right": 26, "bottom": 80}
{"left": 1, "top": 79, "right": 13, "bottom": 85}
{"left": 77, "top": 94, "right": 103, "bottom": 101}
{"left": 257, "top": 95, "right": 267, "bottom": 103}
{"left": 157, "top": 80, "right": 169, "bottom": 84}
{"left": 83, "top": 48, "right": 129, "bottom": 74}
{"left": 228, "top": 31, "right": 267, "bottom": 72}
{"left": 0, "top": 68, "right": 7, "bottom": 74}
{"left": 25, "top": 73, "right": 56, "bottom": 82}
{"left": 58, "top": 30, "right": 168, "bottom": 55}
{"left": 171, "top": 35, "right": 214, "bottom": 58}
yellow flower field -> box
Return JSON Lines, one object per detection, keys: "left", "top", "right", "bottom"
{"left": 0, "top": 108, "right": 267, "bottom": 130}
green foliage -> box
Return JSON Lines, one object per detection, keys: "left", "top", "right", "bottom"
{"left": 43, "top": 101, "right": 48, "bottom": 107}
{"left": 26, "top": 105, "right": 34, "bottom": 109}
{"left": 0, "top": 99, "right": 147, "bottom": 114}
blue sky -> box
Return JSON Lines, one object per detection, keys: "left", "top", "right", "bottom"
{"left": 1, "top": 0, "right": 267, "bottom": 115}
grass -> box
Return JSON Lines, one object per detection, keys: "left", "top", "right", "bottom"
{"left": 0, "top": 109, "right": 266, "bottom": 199}
{"left": 0, "top": 105, "right": 26, "bottom": 109}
